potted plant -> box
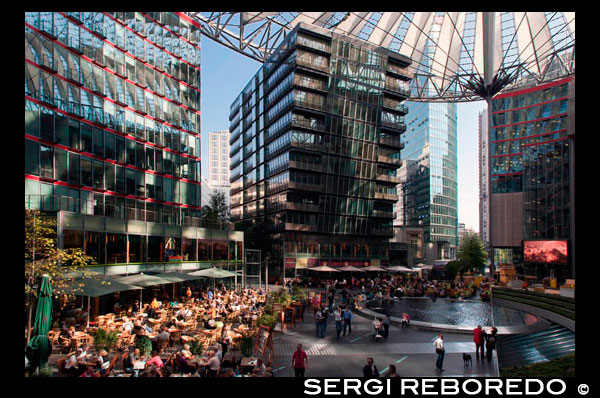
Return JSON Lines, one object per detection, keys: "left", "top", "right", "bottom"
{"left": 189, "top": 338, "right": 204, "bottom": 357}
{"left": 257, "top": 313, "right": 277, "bottom": 329}
{"left": 92, "top": 327, "right": 119, "bottom": 353}
{"left": 239, "top": 333, "right": 255, "bottom": 358}
{"left": 135, "top": 334, "right": 153, "bottom": 357}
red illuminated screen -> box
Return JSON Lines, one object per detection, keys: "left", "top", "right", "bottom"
{"left": 524, "top": 241, "right": 568, "bottom": 264}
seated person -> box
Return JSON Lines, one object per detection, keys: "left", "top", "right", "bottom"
{"left": 180, "top": 344, "right": 194, "bottom": 359}
{"left": 251, "top": 358, "right": 267, "bottom": 377}
{"left": 155, "top": 326, "right": 170, "bottom": 342}
{"left": 123, "top": 347, "right": 141, "bottom": 377}
{"left": 145, "top": 350, "right": 164, "bottom": 370}
{"left": 177, "top": 352, "right": 194, "bottom": 374}
{"left": 95, "top": 349, "right": 111, "bottom": 375}
{"left": 176, "top": 307, "right": 192, "bottom": 320}
{"left": 79, "top": 364, "right": 99, "bottom": 377}
{"left": 64, "top": 349, "right": 81, "bottom": 376}
{"left": 121, "top": 317, "right": 134, "bottom": 334}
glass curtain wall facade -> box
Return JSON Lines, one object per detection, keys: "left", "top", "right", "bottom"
{"left": 25, "top": 12, "right": 244, "bottom": 269}
{"left": 25, "top": 12, "right": 202, "bottom": 224}
{"left": 489, "top": 76, "right": 574, "bottom": 280}
{"left": 400, "top": 101, "right": 458, "bottom": 261}
{"left": 229, "top": 23, "right": 412, "bottom": 280}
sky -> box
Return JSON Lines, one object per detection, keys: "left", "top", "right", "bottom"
{"left": 201, "top": 37, "right": 487, "bottom": 232}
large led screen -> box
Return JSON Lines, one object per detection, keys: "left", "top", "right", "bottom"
{"left": 523, "top": 240, "right": 568, "bottom": 264}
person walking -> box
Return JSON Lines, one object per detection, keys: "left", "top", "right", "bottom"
{"left": 473, "top": 325, "right": 485, "bottom": 360}
{"left": 434, "top": 333, "right": 445, "bottom": 371}
{"left": 314, "top": 307, "right": 324, "bottom": 338}
{"left": 383, "top": 364, "right": 400, "bottom": 377}
{"left": 342, "top": 306, "right": 353, "bottom": 336}
{"left": 362, "top": 357, "right": 379, "bottom": 378}
{"left": 382, "top": 315, "right": 391, "bottom": 339}
{"left": 292, "top": 343, "right": 309, "bottom": 378}
{"left": 334, "top": 306, "right": 343, "bottom": 340}
{"left": 485, "top": 327, "right": 498, "bottom": 362}
{"left": 320, "top": 307, "right": 328, "bottom": 338}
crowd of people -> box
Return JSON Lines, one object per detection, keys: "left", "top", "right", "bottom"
{"left": 50, "top": 284, "right": 278, "bottom": 377}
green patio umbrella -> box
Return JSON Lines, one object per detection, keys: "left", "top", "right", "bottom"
{"left": 26, "top": 274, "right": 53, "bottom": 372}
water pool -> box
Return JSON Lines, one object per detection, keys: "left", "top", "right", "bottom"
{"left": 366, "top": 297, "right": 539, "bottom": 327}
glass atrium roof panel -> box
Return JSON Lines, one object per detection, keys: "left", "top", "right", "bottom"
{"left": 184, "top": 11, "right": 574, "bottom": 102}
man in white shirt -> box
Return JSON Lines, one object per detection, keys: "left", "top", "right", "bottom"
{"left": 433, "top": 333, "right": 445, "bottom": 371}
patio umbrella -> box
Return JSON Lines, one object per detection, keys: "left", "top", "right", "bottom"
{"left": 26, "top": 274, "right": 53, "bottom": 372}
{"left": 159, "top": 271, "right": 204, "bottom": 298}
{"left": 361, "top": 265, "right": 387, "bottom": 272}
{"left": 115, "top": 273, "right": 174, "bottom": 312}
{"left": 337, "top": 266, "right": 365, "bottom": 272}
{"left": 309, "top": 265, "right": 341, "bottom": 272}
{"left": 64, "top": 277, "right": 143, "bottom": 327}
{"left": 386, "top": 265, "right": 413, "bottom": 272}
{"left": 188, "top": 267, "right": 237, "bottom": 288}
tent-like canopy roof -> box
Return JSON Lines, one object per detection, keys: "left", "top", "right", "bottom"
{"left": 188, "top": 267, "right": 238, "bottom": 278}
{"left": 113, "top": 273, "right": 177, "bottom": 287}
{"left": 185, "top": 12, "right": 574, "bottom": 101}
{"left": 63, "top": 278, "right": 142, "bottom": 298}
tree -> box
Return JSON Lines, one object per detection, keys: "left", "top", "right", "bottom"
{"left": 25, "top": 210, "right": 96, "bottom": 343}
{"left": 457, "top": 233, "right": 488, "bottom": 278}
{"left": 201, "top": 191, "right": 230, "bottom": 227}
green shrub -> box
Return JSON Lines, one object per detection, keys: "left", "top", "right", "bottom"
{"left": 257, "top": 313, "right": 278, "bottom": 329}
{"left": 135, "top": 335, "right": 153, "bottom": 357}
{"left": 239, "top": 333, "right": 255, "bottom": 357}
{"left": 189, "top": 338, "right": 204, "bottom": 357}
{"left": 92, "top": 328, "right": 119, "bottom": 353}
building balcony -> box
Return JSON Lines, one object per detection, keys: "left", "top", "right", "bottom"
{"left": 294, "top": 98, "right": 327, "bottom": 113}
{"left": 296, "top": 58, "right": 330, "bottom": 74}
{"left": 288, "top": 181, "right": 322, "bottom": 191}
{"left": 380, "top": 120, "right": 407, "bottom": 133}
{"left": 377, "top": 155, "right": 402, "bottom": 167}
{"left": 375, "top": 174, "right": 401, "bottom": 184}
{"left": 378, "top": 136, "right": 403, "bottom": 149}
{"left": 285, "top": 222, "right": 318, "bottom": 232}
{"left": 372, "top": 210, "right": 395, "bottom": 219}
{"left": 382, "top": 101, "right": 409, "bottom": 115}
{"left": 290, "top": 141, "right": 323, "bottom": 152}
{"left": 285, "top": 202, "right": 320, "bottom": 212}
{"left": 374, "top": 192, "right": 399, "bottom": 201}
{"left": 289, "top": 160, "right": 322, "bottom": 172}
{"left": 292, "top": 118, "right": 326, "bottom": 133}
{"left": 371, "top": 228, "right": 395, "bottom": 236}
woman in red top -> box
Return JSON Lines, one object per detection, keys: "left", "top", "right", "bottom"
{"left": 473, "top": 325, "right": 485, "bottom": 359}
{"left": 291, "top": 343, "right": 308, "bottom": 378}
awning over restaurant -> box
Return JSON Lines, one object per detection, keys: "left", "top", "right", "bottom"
{"left": 63, "top": 277, "right": 142, "bottom": 298}
{"left": 113, "top": 273, "right": 178, "bottom": 287}
{"left": 188, "top": 267, "right": 238, "bottom": 278}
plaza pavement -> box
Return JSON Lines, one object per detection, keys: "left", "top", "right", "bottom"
{"left": 268, "top": 288, "right": 500, "bottom": 378}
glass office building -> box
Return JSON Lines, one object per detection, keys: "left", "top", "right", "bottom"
{"left": 229, "top": 23, "right": 412, "bottom": 280}
{"left": 399, "top": 101, "right": 458, "bottom": 261}
{"left": 25, "top": 12, "right": 243, "bottom": 276}
{"left": 488, "top": 76, "right": 574, "bottom": 280}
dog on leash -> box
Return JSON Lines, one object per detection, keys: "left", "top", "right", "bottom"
{"left": 463, "top": 353, "right": 472, "bottom": 366}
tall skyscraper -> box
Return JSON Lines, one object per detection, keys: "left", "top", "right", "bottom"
{"left": 25, "top": 12, "right": 243, "bottom": 280}
{"left": 399, "top": 101, "right": 458, "bottom": 261}
{"left": 488, "top": 76, "right": 575, "bottom": 281}
{"left": 207, "top": 130, "right": 231, "bottom": 205}
{"left": 479, "top": 108, "right": 490, "bottom": 249}
{"left": 229, "top": 22, "right": 412, "bottom": 281}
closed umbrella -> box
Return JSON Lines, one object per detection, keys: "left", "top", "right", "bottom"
{"left": 25, "top": 274, "right": 53, "bottom": 372}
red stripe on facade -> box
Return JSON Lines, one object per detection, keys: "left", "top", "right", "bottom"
{"left": 24, "top": 174, "right": 202, "bottom": 210}
{"left": 491, "top": 113, "right": 568, "bottom": 130}
{"left": 24, "top": 94, "right": 202, "bottom": 162}
{"left": 491, "top": 96, "right": 569, "bottom": 115}
{"left": 491, "top": 152, "right": 522, "bottom": 158}
{"left": 25, "top": 20, "right": 202, "bottom": 98}
{"left": 490, "top": 128, "right": 568, "bottom": 144}
{"left": 521, "top": 136, "right": 569, "bottom": 148}
{"left": 24, "top": 133, "right": 202, "bottom": 186}
{"left": 492, "top": 76, "right": 574, "bottom": 100}
{"left": 490, "top": 172, "right": 523, "bottom": 177}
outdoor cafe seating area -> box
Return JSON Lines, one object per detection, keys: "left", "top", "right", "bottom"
{"left": 47, "top": 275, "right": 271, "bottom": 377}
